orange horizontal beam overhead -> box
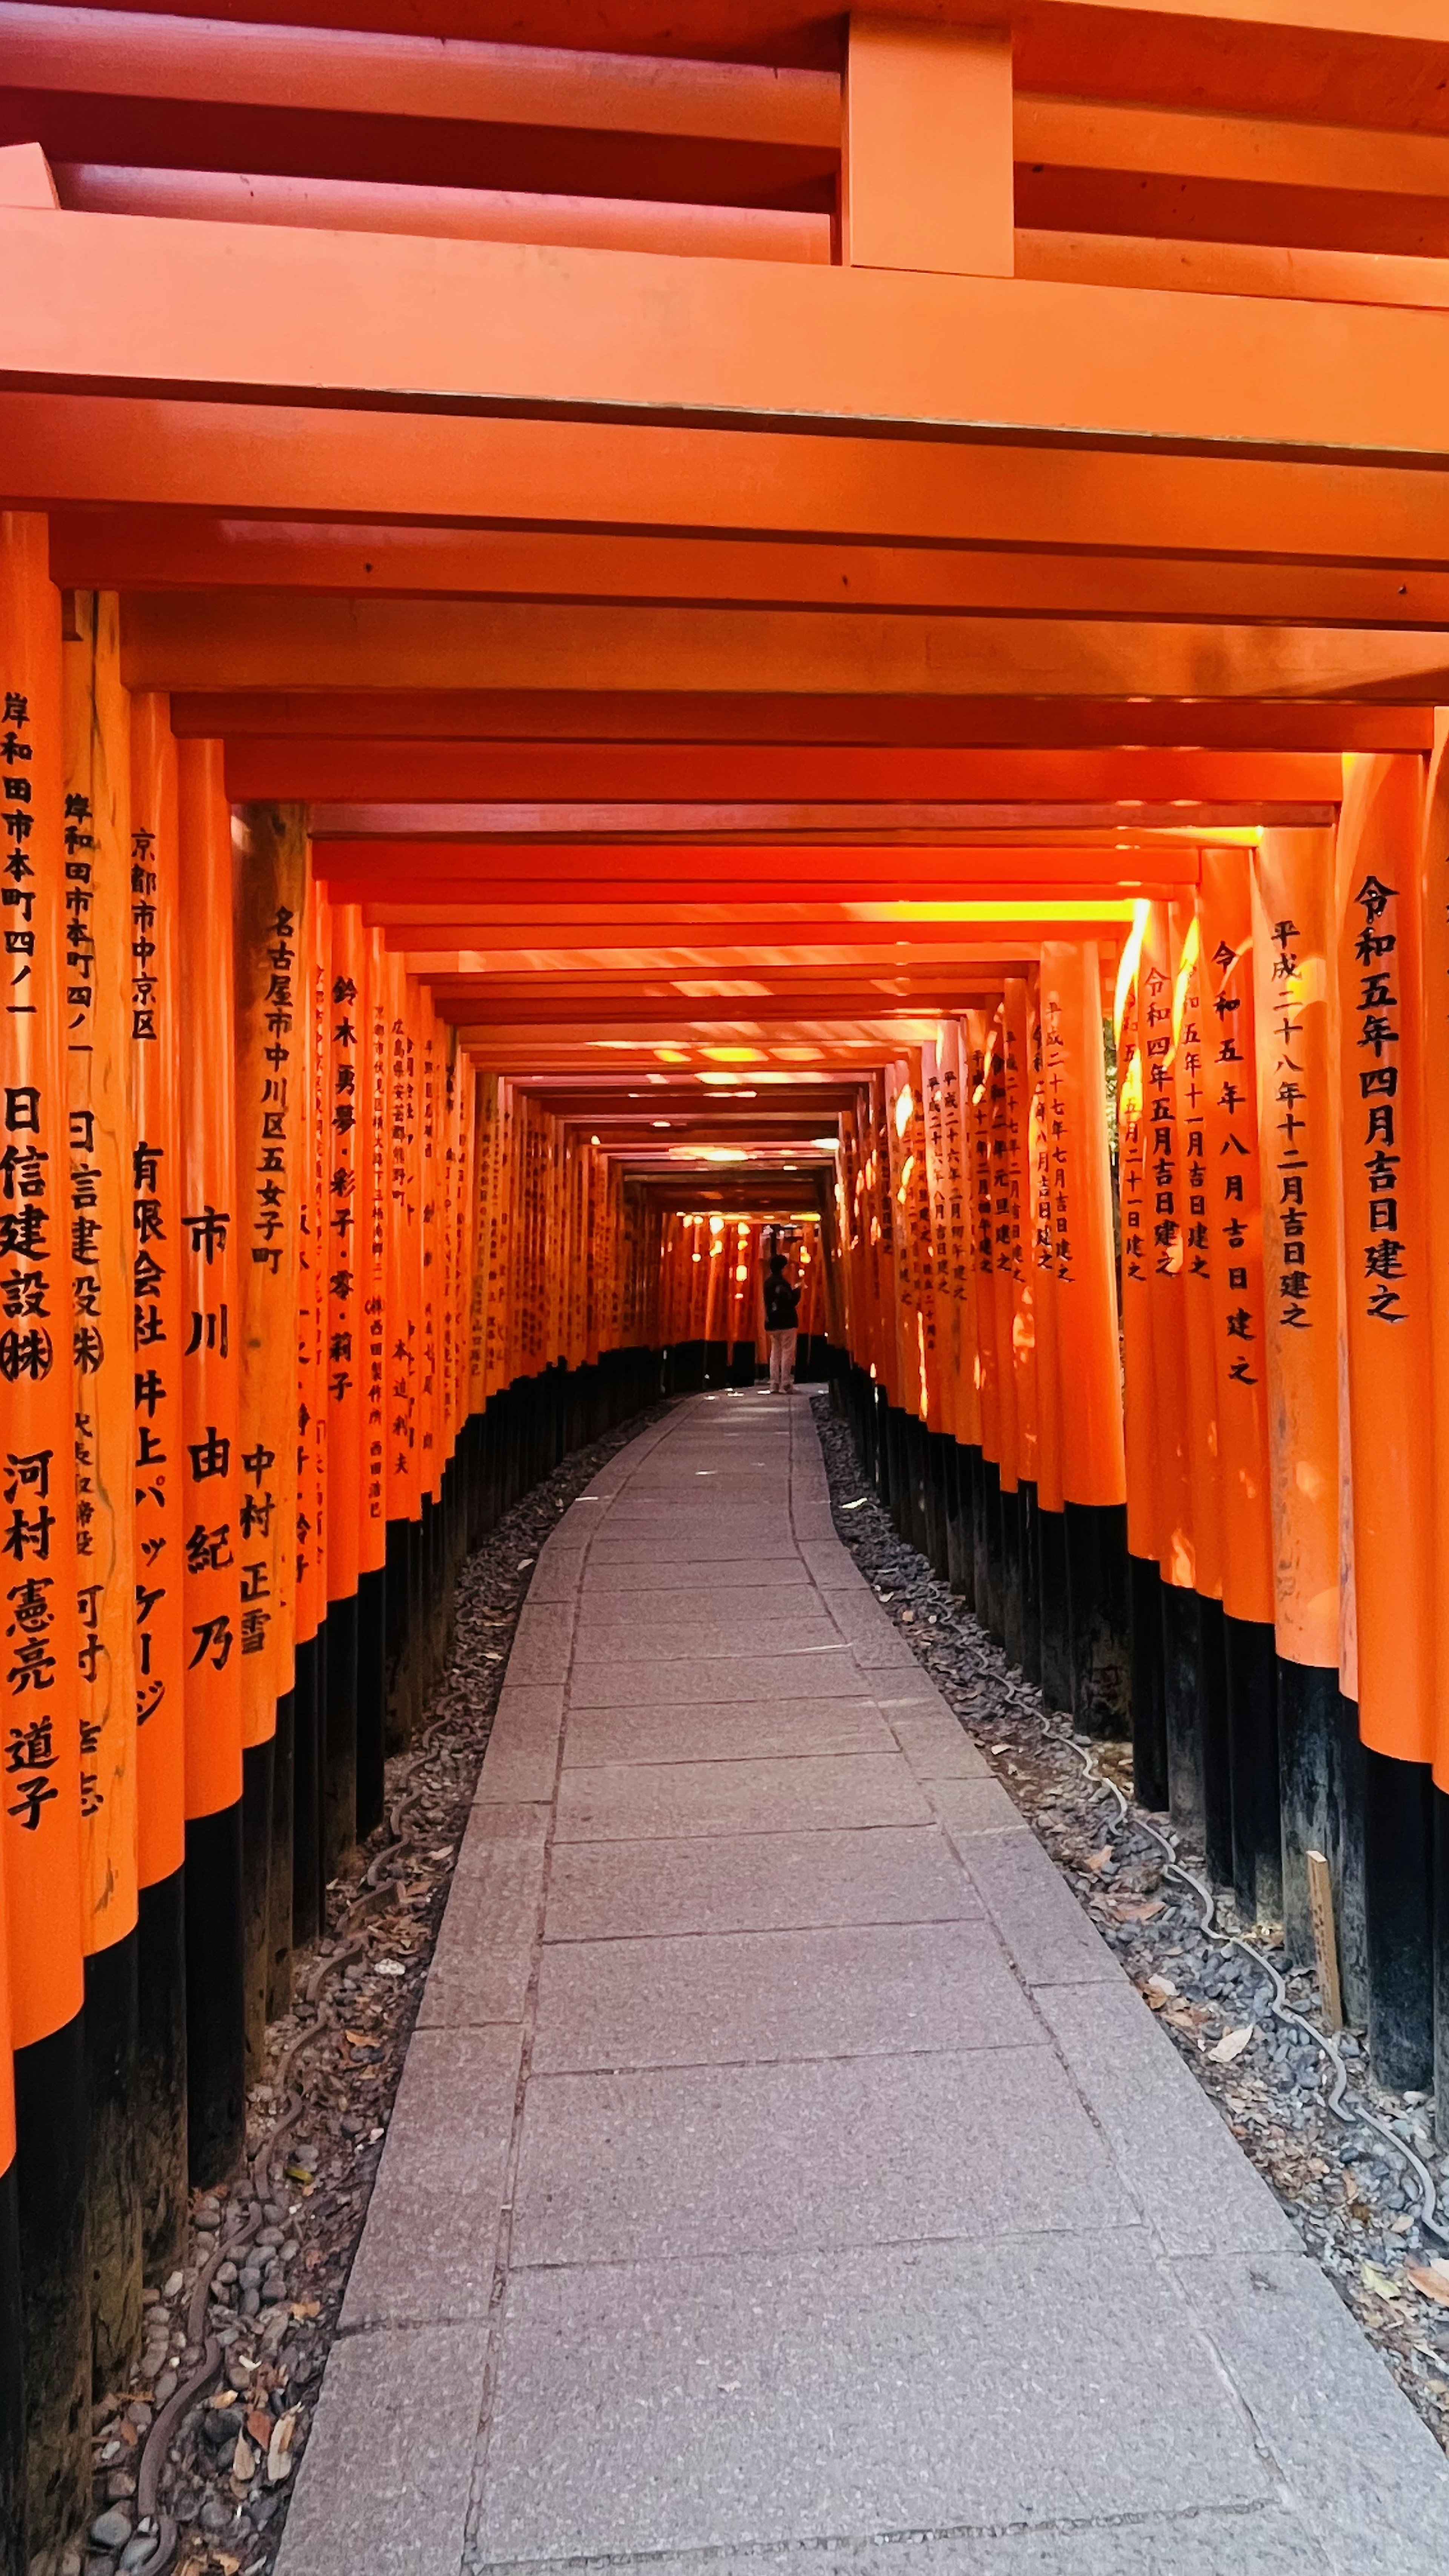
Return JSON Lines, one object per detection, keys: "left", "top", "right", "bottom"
{"left": 2, "top": 8, "right": 841, "bottom": 145}
{"left": 52, "top": 514, "right": 1449, "bottom": 629}
{"left": 174, "top": 690, "right": 1438, "bottom": 753}
{"left": 1014, "top": 96, "right": 1449, "bottom": 201}
{"left": 11, "top": 400, "right": 1449, "bottom": 569}
{"left": 8, "top": 209, "right": 1449, "bottom": 464}
{"left": 55, "top": 169, "right": 831, "bottom": 266}
{"left": 434, "top": 986, "right": 1029, "bottom": 1021}
{"left": 369, "top": 917, "right": 1183, "bottom": 957}
{"left": 220, "top": 741, "right": 1342, "bottom": 802}
{"left": 314, "top": 802, "right": 1330, "bottom": 836}
{"left": 1018, "top": 229, "right": 1449, "bottom": 315}
{"left": 118, "top": 594, "right": 1449, "bottom": 701}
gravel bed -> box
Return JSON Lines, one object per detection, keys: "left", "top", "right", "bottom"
{"left": 68, "top": 1403, "right": 669, "bottom": 2576}
{"left": 813, "top": 1392, "right": 1449, "bottom": 2456}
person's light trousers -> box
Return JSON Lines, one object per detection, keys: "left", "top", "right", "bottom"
{"left": 768, "top": 1328, "right": 798, "bottom": 1391}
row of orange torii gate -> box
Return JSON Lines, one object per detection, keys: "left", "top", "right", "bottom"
{"left": 826, "top": 743, "right": 1449, "bottom": 2157}
{"left": 3, "top": 469, "right": 1449, "bottom": 2562}
{"left": 0, "top": 521, "right": 710, "bottom": 2564}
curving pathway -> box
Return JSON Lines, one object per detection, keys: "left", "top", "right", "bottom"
{"left": 277, "top": 1390, "right": 1449, "bottom": 2576}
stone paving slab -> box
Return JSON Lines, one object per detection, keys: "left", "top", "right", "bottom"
{"left": 415, "top": 1804, "right": 549, "bottom": 2028}
{"left": 543, "top": 1823, "right": 983, "bottom": 1941}
{"left": 566, "top": 1647, "right": 864, "bottom": 1705}
{"left": 469, "top": 2232, "right": 1272, "bottom": 2560}
{"left": 572, "top": 1609, "right": 842, "bottom": 1655}
{"left": 1033, "top": 1979, "right": 1300, "bottom": 2260}
{"left": 511, "top": 2045, "right": 1135, "bottom": 2265}
{"left": 562, "top": 1697, "right": 896, "bottom": 1769}
{"left": 957, "top": 1824, "right": 1127, "bottom": 1987}
{"left": 280, "top": 1391, "right": 1449, "bottom": 2576}
{"left": 554, "top": 1748, "right": 933, "bottom": 1840}
{"left": 533, "top": 2513, "right": 1332, "bottom": 2576}
{"left": 340, "top": 2027, "right": 521, "bottom": 2328}
{"left": 529, "top": 1919, "right": 1042, "bottom": 2070}
{"left": 279, "top": 2322, "right": 490, "bottom": 2576}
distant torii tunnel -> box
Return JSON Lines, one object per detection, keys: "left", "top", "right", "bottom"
{"left": 2, "top": 0, "right": 1449, "bottom": 2564}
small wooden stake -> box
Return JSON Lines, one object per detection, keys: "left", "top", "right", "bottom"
{"left": 1306, "top": 1849, "right": 1344, "bottom": 2031}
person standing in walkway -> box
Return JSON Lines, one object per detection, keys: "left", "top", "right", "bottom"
{"left": 763, "top": 1250, "right": 801, "bottom": 1392}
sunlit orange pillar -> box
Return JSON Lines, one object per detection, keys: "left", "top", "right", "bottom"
{"left": 0, "top": 513, "right": 88, "bottom": 2551}
{"left": 1418, "top": 718, "right": 1449, "bottom": 2121}
{"left": 0, "top": 1820, "right": 18, "bottom": 2570}
{"left": 1115, "top": 913, "right": 1167, "bottom": 1799}
{"left": 938, "top": 1017, "right": 980, "bottom": 1609}
{"left": 321, "top": 904, "right": 364, "bottom": 1879}
{"left": 1195, "top": 848, "right": 1280, "bottom": 1921}
{"left": 127, "top": 691, "right": 188, "bottom": 2273}
{"left": 289, "top": 870, "right": 325, "bottom": 1940}
{"left": 1192, "top": 849, "right": 1277, "bottom": 1917}
{"left": 1141, "top": 903, "right": 1200, "bottom": 1826}
{"left": 1252, "top": 830, "right": 1361, "bottom": 2009}
{"left": 1336, "top": 753, "right": 1434, "bottom": 2090}
{"left": 175, "top": 737, "right": 244, "bottom": 2185}
{"left": 1028, "top": 977, "right": 1072, "bottom": 1716}
{"left": 357, "top": 924, "right": 390, "bottom": 1833}
{"left": 233, "top": 799, "right": 305, "bottom": 2039}
{"left": 62, "top": 588, "right": 141, "bottom": 2390}
{"left": 1003, "top": 978, "right": 1038, "bottom": 1672}
{"left": 1038, "top": 940, "right": 1128, "bottom": 1734}
{"left": 965, "top": 1010, "right": 1003, "bottom": 1632}
{"left": 1172, "top": 909, "right": 1232, "bottom": 1885}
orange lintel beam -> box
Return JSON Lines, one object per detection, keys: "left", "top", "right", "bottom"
{"left": 1017, "top": 231, "right": 1449, "bottom": 316}
{"left": 221, "top": 741, "right": 1342, "bottom": 803}
{"left": 171, "top": 692, "right": 1437, "bottom": 754}
{"left": 313, "top": 801, "right": 1331, "bottom": 835}
{"left": 369, "top": 917, "right": 1183, "bottom": 955}
{"left": 55, "top": 171, "right": 831, "bottom": 268}
{"left": 1013, "top": 97, "right": 1449, "bottom": 203}
{"left": 429, "top": 987, "right": 1040, "bottom": 1020}
{"left": 54, "top": 514, "right": 1449, "bottom": 628}
{"left": 312, "top": 846, "right": 1205, "bottom": 893}
{"left": 117, "top": 594, "right": 1449, "bottom": 701}
{"left": 0, "top": 7, "right": 840, "bottom": 147}
{"left": 311, "top": 841, "right": 1197, "bottom": 886}
{"left": 58, "top": 0, "right": 1433, "bottom": 121}
{"left": 11, "top": 399, "right": 1449, "bottom": 569}
{"left": 6, "top": 210, "right": 1449, "bottom": 465}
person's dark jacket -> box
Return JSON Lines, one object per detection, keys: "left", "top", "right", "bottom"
{"left": 764, "top": 1273, "right": 801, "bottom": 1332}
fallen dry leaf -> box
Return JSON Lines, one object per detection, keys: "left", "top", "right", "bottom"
{"left": 1209, "top": 2025, "right": 1256, "bottom": 2065}
{"left": 246, "top": 2407, "right": 272, "bottom": 2449}
{"left": 1083, "top": 1847, "right": 1112, "bottom": 1874}
{"left": 1409, "top": 2265, "right": 1449, "bottom": 2310}
{"left": 231, "top": 2432, "right": 255, "bottom": 2484}
{"left": 291, "top": 2299, "right": 321, "bottom": 2320}
{"left": 267, "top": 2408, "right": 299, "bottom": 2485}
{"left": 1361, "top": 2264, "right": 1401, "bottom": 2302}
{"left": 1144, "top": 1974, "right": 1177, "bottom": 2007}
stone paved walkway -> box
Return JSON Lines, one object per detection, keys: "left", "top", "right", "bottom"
{"left": 276, "top": 1392, "right": 1449, "bottom": 2576}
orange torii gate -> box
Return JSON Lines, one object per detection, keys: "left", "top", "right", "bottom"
{"left": 2, "top": 0, "right": 1449, "bottom": 2559}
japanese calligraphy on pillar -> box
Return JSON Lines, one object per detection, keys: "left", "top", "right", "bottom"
{"left": 234, "top": 802, "right": 306, "bottom": 1727}
{"left": 176, "top": 740, "right": 242, "bottom": 1819}
{"left": 363, "top": 929, "right": 388, "bottom": 1557}
{"left": 62, "top": 590, "right": 137, "bottom": 1940}
{"left": 1348, "top": 868, "right": 1409, "bottom": 1326}
{"left": 0, "top": 521, "right": 85, "bottom": 2059}
{"left": 327, "top": 906, "right": 363, "bottom": 1607}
